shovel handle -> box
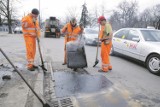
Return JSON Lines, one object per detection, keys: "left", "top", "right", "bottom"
{"left": 33, "top": 22, "right": 47, "bottom": 72}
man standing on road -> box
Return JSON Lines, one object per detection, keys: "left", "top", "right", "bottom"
{"left": 98, "top": 16, "right": 113, "bottom": 72}
{"left": 61, "top": 18, "right": 83, "bottom": 65}
{"left": 21, "top": 8, "right": 41, "bottom": 71}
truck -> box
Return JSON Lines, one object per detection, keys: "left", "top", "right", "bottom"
{"left": 44, "top": 17, "right": 60, "bottom": 38}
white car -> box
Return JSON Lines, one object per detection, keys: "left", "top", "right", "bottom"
{"left": 84, "top": 28, "right": 100, "bottom": 46}
{"left": 14, "top": 26, "right": 22, "bottom": 34}
{"left": 111, "top": 28, "right": 160, "bottom": 75}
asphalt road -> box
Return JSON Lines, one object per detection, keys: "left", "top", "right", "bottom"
{"left": 0, "top": 33, "right": 43, "bottom": 107}
{"left": 0, "top": 33, "right": 160, "bottom": 107}
{"left": 0, "top": 33, "right": 38, "bottom": 88}
{"left": 41, "top": 36, "right": 160, "bottom": 107}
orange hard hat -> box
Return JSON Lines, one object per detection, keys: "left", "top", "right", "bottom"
{"left": 98, "top": 16, "right": 106, "bottom": 23}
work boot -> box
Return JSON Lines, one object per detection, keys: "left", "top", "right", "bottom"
{"left": 98, "top": 69, "right": 108, "bottom": 72}
{"left": 27, "top": 66, "right": 35, "bottom": 71}
{"left": 33, "top": 65, "right": 38, "bottom": 69}
{"left": 108, "top": 65, "right": 112, "bottom": 70}
{"left": 62, "top": 62, "right": 66, "bottom": 65}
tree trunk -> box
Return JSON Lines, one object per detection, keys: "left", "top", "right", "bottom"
{"left": 156, "top": 19, "right": 160, "bottom": 30}
{"left": 7, "top": 15, "right": 12, "bottom": 34}
{"left": 7, "top": 0, "right": 12, "bottom": 34}
{"left": 0, "top": 15, "right": 2, "bottom": 26}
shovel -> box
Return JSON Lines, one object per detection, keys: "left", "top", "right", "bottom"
{"left": 33, "top": 22, "right": 47, "bottom": 72}
{"left": 93, "top": 25, "right": 100, "bottom": 67}
{"left": 0, "top": 48, "right": 51, "bottom": 107}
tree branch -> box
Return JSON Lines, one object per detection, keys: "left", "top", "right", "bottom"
{"left": 0, "top": 12, "right": 6, "bottom": 16}
{"left": 0, "top": 8, "right": 7, "bottom": 17}
{"left": 0, "top": 0, "right": 7, "bottom": 9}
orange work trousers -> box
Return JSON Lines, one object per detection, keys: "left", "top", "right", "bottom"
{"left": 101, "top": 42, "right": 112, "bottom": 72}
{"left": 24, "top": 36, "right": 36, "bottom": 68}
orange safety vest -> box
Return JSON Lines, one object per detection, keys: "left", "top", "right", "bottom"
{"left": 21, "top": 14, "right": 41, "bottom": 37}
{"left": 62, "top": 23, "right": 82, "bottom": 43}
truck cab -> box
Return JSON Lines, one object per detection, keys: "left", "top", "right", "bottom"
{"left": 44, "top": 17, "right": 60, "bottom": 38}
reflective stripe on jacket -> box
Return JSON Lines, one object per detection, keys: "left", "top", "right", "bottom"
{"left": 21, "top": 14, "right": 41, "bottom": 37}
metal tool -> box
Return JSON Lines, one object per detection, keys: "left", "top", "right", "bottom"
{"left": 93, "top": 25, "right": 100, "bottom": 67}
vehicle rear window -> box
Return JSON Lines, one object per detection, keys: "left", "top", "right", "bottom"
{"left": 141, "top": 30, "right": 160, "bottom": 42}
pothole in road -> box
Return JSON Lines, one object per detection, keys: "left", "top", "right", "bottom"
{"left": 44, "top": 62, "right": 143, "bottom": 107}
{"left": 50, "top": 71, "right": 140, "bottom": 107}
{"left": 53, "top": 71, "right": 113, "bottom": 98}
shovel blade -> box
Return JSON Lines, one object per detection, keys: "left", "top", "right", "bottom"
{"left": 40, "top": 65, "right": 47, "bottom": 71}
{"left": 93, "top": 59, "right": 99, "bottom": 67}
{"left": 42, "top": 66, "right": 47, "bottom": 71}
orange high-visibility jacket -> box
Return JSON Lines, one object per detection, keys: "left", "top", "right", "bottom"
{"left": 62, "top": 23, "right": 82, "bottom": 44}
{"left": 22, "top": 14, "right": 41, "bottom": 37}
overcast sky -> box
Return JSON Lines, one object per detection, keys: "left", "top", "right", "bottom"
{"left": 17, "top": 0, "right": 160, "bottom": 21}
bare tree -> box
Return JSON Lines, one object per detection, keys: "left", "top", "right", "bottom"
{"left": 109, "top": 0, "right": 138, "bottom": 30}
{"left": 151, "top": 4, "right": 160, "bottom": 28}
{"left": 87, "top": 6, "right": 99, "bottom": 28}
{"left": 100, "top": 3, "right": 105, "bottom": 16}
{"left": 0, "top": 15, "right": 2, "bottom": 25}
{"left": 109, "top": 0, "right": 160, "bottom": 30}
{"left": 94, "top": 5, "right": 99, "bottom": 19}
{"left": 139, "top": 9, "right": 152, "bottom": 27}
{"left": 156, "top": 19, "right": 160, "bottom": 30}
{"left": 67, "top": 7, "right": 80, "bottom": 22}
{"left": 99, "top": 2, "right": 112, "bottom": 16}
{"left": 152, "top": 4, "right": 160, "bottom": 20}
{"left": 87, "top": 13, "right": 97, "bottom": 28}
{"left": 118, "top": 0, "right": 138, "bottom": 27}
{"left": 138, "top": 4, "right": 160, "bottom": 28}
{"left": 87, "top": 5, "right": 104, "bottom": 28}
{"left": 63, "top": 15, "right": 73, "bottom": 25}
{"left": 109, "top": 11, "right": 122, "bottom": 30}
{"left": 0, "top": 0, "right": 18, "bottom": 33}
{"left": 62, "top": 7, "right": 80, "bottom": 24}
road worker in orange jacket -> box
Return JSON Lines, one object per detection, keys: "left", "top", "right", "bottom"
{"left": 61, "top": 18, "right": 83, "bottom": 65}
{"left": 98, "top": 16, "right": 113, "bottom": 72}
{"left": 21, "top": 8, "right": 41, "bottom": 71}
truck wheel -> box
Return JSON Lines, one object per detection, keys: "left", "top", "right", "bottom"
{"left": 44, "top": 32, "right": 48, "bottom": 38}
{"left": 73, "top": 68, "right": 77, "bottom": 71}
